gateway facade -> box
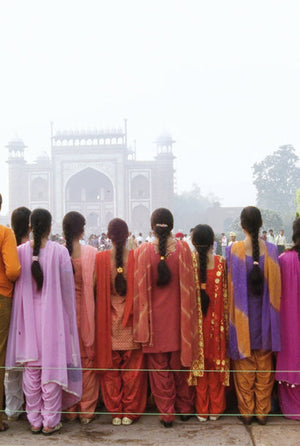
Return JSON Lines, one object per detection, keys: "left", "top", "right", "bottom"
{"left": 7, "top": 124, "right": 175, "bottom": 234}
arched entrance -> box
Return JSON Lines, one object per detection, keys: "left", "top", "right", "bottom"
{"left": 65, "top": 168, "right": 114, "bottom": 233}
{"left": 131, "top": 205, "right": 150, "bottom": 234}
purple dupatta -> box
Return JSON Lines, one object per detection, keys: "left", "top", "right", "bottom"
{"left": 226, "top": 241, "right": 281, "bottom": 360}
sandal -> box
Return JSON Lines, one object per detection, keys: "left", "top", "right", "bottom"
{"left": 42, "top": 422, "right": 62, "bottom": 435}
{"left": 112, "top": 417, "right": 122, "bottom": 426}
{"left": 122, "top": 417, "right": 133, "bottom": 425}
{"left": 0, "top": 422, "right": 9, "bottom": 432}
{"left": 80, "top": 417, "right": 95, "bottom": 425}
{"left": 31, "top": 425, "right": 42, "bottom": 434}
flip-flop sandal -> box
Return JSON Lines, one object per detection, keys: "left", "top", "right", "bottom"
{"left": 31, "top": 426, "right": 42, "bottom": 434}
{"left": 0, "top": 422, "right": 9, "bottom": 432}
{"left": 42, "top": 422, "right": 62, "bottom": 435}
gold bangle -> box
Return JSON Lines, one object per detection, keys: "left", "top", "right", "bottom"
{"left": 117, "top": 267, "right": 123, "bottom": 274}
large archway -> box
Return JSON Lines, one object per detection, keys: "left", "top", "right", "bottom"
{"left": 65, "top": 168, "right": 114, "bottom": 233}
{"left": 131, "top": 205, "right": 150, "bottom": 234}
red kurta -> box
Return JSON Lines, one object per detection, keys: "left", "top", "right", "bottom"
{"left": 133, "top": 239, "right": 198, "bottom": 422}
{"left": 95, "top": 250, "right": 147, "bottom": 421}
{"left": 191, "top": 254, "right": 229, "bottom": 418}
{"left": 143, "top": 244, "right": 180, "bottom": 353}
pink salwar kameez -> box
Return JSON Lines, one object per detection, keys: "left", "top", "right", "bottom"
{"left": 6, "top": 241, "right": 82, "bottom": 430}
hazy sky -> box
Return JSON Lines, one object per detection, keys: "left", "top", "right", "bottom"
{"left": 1, "top": 0, "right": 300, "bottom": 213}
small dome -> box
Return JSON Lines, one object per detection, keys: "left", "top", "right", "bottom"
{"left": 155, "top": 130, "right": 174, "bottom": 144}
{"left": 35, "top": 151, "right": 50, "bottom": 163}
{"left": 158, "top": 130, "right": 172, "bottom": 139}
{"left": 7, "top": 137, "right": 25, "bottom": 147}
{"left": 155, "top": 130, "right": 175, "bottom": 146}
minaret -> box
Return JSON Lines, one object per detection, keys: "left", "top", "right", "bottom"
{"left": 6, "top": 138, "right": 28, "bottom": 213}
{"left": 152, "top": 132, "right": 175, "bottom": 210}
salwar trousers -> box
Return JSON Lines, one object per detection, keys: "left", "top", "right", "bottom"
{"left": 66, "top": 356, "right": 99, "bottom": 420}
{"left": 0, "top": 295, "right": 12, "bottom": 427}
{"left": 4, "top": 369, "right": 24, "bottom": 417}
{"left": 100, "top": 349, "right": 147, "bottom": 420}
{"left": 147, "top": 351, "right": 195, "bottom": 423}
{"left": 233, "top": 349, "right": 274, "bottom": 417}
{"left": 195, "top": 359, "right": 226, "bottom": 417}
{"left": 23, "top": 366, "right": 62, "bottom": 429}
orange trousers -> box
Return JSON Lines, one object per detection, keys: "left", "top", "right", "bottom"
{"left": 100, "top": 349, "right": 147, "bottom": 421}
{"left": 195, "top": 359, "right": 226, "bottom": 417}
{"left": 233, "top": 349, "right": 274, "bottom": 416}
{"left": 66, "top": 356, "right": 100, "bottom": 420}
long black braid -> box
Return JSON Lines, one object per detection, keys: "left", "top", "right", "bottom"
{"left": 31, "top": 209, "right": 51, "bottom": 290}
{"left": 240, "top": 206, "right": 264, "bottom": 296}
{"left": 192, "top": 224, "right": 214, "bottom": 316}
{"left": 108, "top": 218, "right": 128, "bottom": 296}
{"left": 151, "top": 208, "right": 174, "bottom": 286}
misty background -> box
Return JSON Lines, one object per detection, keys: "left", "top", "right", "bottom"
{"left": 1, "top": 0, "right": 300, "bottom": 216}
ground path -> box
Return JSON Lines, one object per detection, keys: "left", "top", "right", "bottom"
{"left": 0, "top": 413, "right": 300, "bottom": 446}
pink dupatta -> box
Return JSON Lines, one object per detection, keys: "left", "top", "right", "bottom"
{"left": 80, "top": 245, "right": 97, "bottom": 360}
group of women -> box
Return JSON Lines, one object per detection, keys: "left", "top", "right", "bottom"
{"left": 0, "top": 200, "right": 299, "bottom": 435}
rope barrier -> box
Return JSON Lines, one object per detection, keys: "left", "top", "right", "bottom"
{"left": 3, "top": 366, "right": 296, "bottom": 418}
{"left": 0, "top": 410, "right": 294, "bottom": 417}
{"left": 2, "top": 365, "right": 299, "bottom": 373}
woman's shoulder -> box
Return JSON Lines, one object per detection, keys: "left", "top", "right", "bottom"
{"left": 17, "top": 240, "right": 31, "bottom": 251}
{"left": 138, "top": 241, "right": 153, "bottom": 253}
{"left": 176, "top": 239, "right": 190, "bottom": 252}
{"left": 0, "top": 225, "right": 15, "bottom": 241}
{"left": 95, "top": 249, "right": 110, "bottom": 266}
{"left": 83, "top": 244, "right": 97, "bottom": 254}
{"left": 227, "top": 240, "right": 244, "bottom": 254}
{"left": 265, "top": 240, "right": 279, "bottom": 257}
{"left": 279, "top": 249, "right": 298, "bottom": 262}
{"left": 82, "top": 244, "right": 98, "bottom": 260}
{"left": 215, "top": 254, "right": 224, "bottom": 263}
{"left": 213, "top": 254, "right": 226, "bottom": 270}
{"left": 48, "top": 240, "right": 69, "bottom": 257}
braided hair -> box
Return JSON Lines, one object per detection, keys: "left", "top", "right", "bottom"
{"left": 192, "top": 224, "right": 214, "bottom": 316}
{"left": 291, "top": 217, "right": 300, "bottom": 260}
{"left": 62, "top": 211, "right": 86, "bottom": 257}
{"left": 30, "top": 208, "right": 52, "bottom": 290}
{"left": 240, "top": 206, "right": 264, "bottom": 296}
{"left": 108, "top": 218, "right": 129, "bottom": 296}
{"left": 151, "top": 208, "right": 174, "bottom": 286}
{"left": 11, "top": 207, "right": 31, "bottom": 246}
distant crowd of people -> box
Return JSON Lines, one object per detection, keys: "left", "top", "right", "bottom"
{"left": 0, "top": 194, "right": 300, "bottom": 436}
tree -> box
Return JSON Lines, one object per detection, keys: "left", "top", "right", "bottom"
{"left": 296, "top": 188, "right": 300, "bottom": 217}
{"left": 252, "top": 145, "right": 300, "bottom": 216}
{"left": 172, "top": 183, "right": 214, "bottom": 232}
{"left": 230, "top": 208, "right": 284, "bottom": 241}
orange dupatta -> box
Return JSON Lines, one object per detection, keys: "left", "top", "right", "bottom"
{"left": 95, "top": 250, "right": 135, "bottom": 371}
